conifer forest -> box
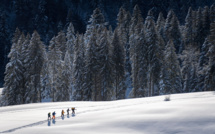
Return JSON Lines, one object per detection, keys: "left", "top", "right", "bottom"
{"left": 1, "top": 0, "right": 215, "bottom": 106}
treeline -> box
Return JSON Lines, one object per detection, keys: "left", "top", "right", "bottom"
{"left": 1, "top": 5, "right": 215, "bottom": 106}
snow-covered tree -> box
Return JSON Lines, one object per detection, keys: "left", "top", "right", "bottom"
{"left": 98, "top": 28, "right": 114, "bottom": 100}
{"left": 129, "top": 5, "right": 145, "bottom": 98}
{"left": 25, "top": 31, "right": 46, "bottom": 103}
{"left": 162, "top": 40, "right": 182, "bottom": 94}
{"left": 112, "top": 31, "right": 125, "bottom": 99}
{"left": 72, "top": 34, "right": 85, "bottom": 101}
{"left": 144, "top": 10, "right": 162, "bottom": 96}
{"left": 204, "top": 22, "right": 215, "bottom": 91}
{"left": 164, "top": 10, "right": 182, "bottom": 54}
{"left": 116, "top": 7, "right": 131, "bottom": 97}
{"left": 3, "top": 33, "right": 25, "bottom": 105}
{"left": 85, "top": 28, "right": 101, "bottom": 101}
{"left": 48, "top": 36, "right": 62, "bottom": 102}
{"left": 55, "top": 31, "right": 67, "bottom": 60}
{"left": 156, "top": 12, "right": 165, "bottom": 39}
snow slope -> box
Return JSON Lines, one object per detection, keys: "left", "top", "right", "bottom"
{"left": 0, "top": 92, "right": 215, "bottom": 134}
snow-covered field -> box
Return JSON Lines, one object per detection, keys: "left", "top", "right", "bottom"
{"left": 0, "top": 92, "right": 215, "bottom": 134}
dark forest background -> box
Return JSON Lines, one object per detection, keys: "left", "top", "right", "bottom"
{"left": 0, "top": 0, "right": 214, "bottom": 87}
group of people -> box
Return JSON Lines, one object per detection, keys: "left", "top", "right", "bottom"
{"left": 48, "top": 107, "right": 76, "bottom": 120}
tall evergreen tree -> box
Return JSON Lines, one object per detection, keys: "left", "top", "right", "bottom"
{"left": 156, "top": 12, "right": 165, "bottom": 39}
{"left": 85, "top": 29, "right": 99, "bottom": 101}
{"left": 73, "top": 34, "right": 85, "bottom": 101}
{"left": 116, "top": 7, "right": 131, "bottom": 97}
{"left": 48, "top": 36, "right": 62, "bottom": 102}
{"left": 162, "top": 40, "right": 182, "bottom": 94}
{"left": 164, "top": 10, "right": 182, "bottom": 54}
{"left": 25, "top": 31, "right": 46, "bottom": 103}
{"left": 112, "top": 31, "right": 125, "bottom": 99}
{"left": 2, "top": 33, "right": 25, "bottom": 105}
{"left": 98, "top": 28, "right": 114, "bottom": 100}
{"left": 144, "top": 10, "right": 162, "bottom": 96}
{"left": 55, "top": 31, "right": 67, "bottom": 60}
{"left": 129, "top": 5, "right": 145, "bottom": 98}
{"left": 204, "top": 22, "right": 215, "bottom": 91}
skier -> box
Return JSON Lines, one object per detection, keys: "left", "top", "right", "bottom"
{"left": 61, "top": 110, "right": 65, "bottom": 117}
{"left": 67, "top": 108, "right": 70, "bottom": 115}
{"left": 52, "top": 111, "right": 56, "bottom": 119}
{"left": 71, "top": 107, "right": 76, "bottom": 115}
{"left": 48, "top": 112, "right": 51, "bottom": 120}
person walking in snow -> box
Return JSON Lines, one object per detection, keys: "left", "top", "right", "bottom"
{"left": 61, "top": 110, "right": 65, "bottom": 117}
{"left": 71, "top": 107, "right": 76, "bottom": 115}
{"left": 48, "top": 112, "right": 51, "bottom": 120}
{"left": 67, "top": 108, "right": 70, "bottom": 115}
{"left": 52, "top": 111, "right": 56, "bottom": 119}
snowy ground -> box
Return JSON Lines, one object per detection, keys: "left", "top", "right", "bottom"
{"left": 0, "top": 92, "right": 215, "bottom": 134}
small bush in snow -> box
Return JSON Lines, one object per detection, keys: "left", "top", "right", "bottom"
{"left": 164, "top": 95, "right": 171, "bottom": 101}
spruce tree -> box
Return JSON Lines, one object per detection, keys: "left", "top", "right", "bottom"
{"left": 25, "top": 31, "right": 46, "bottom": 103}
{"left": 156, "top": 12, "right": 165, "bottom": 39}
{"left": 98, "top": 28, "right": 114, "bottom": 100}
{"left": 3, "top": 32, "right": 25, "bottom": 105}
{"left": 48, "top": 36, "right": 62, "bottom": 102}
{"left": 116, "top": 7, "right": 131, "bottom": 98}
{"left": 144, "top": 10, "right": 162, "bottom": 96}
{"left": 73, "top": 34, "right": 85, "bottom": 101}
{"left": 204, "top": 22, "right": 215, "bottom": 91}
{"left": 85, "top": 31, "right": 97, "bottom": 101}
{"left": 112, "top": 31, "right": 125, "bottom": 99}
{"left": 162, "top": 40, "right": 182, "bottom": 94}
{"left": 55, "top": 31, "right": 67, "bottom": 60}
{"left": 164, "top": 10, "right": 182, "bottom": 54}
{"left": 129, "top": 5, "right": 145, "bottom": 98}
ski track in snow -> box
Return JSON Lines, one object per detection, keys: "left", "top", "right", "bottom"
{"left": 0, "top": 92, "right": 214, "bottom": 133}
{"left": 0, "top": 100, "right": 148, "bottom": 133}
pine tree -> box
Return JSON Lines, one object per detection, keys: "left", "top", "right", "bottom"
{"left": 85, "top": 29, "right": 99, "bottom": 101}
{"left": 204, "top": 22, "right": 215, "bottom": 91}
{"left": 162, "top": 40, "right": 182, "bottom": 94}
{"left": 164, "top": 10, "right": 182, "bottom": 54}
{"left": 144, "top": 10, "right": 162, "bottom": 96}
{"left": 85, "top": 8, "right": 105, "bottom": 44}
{"left": 116, "top": 7, "right": 131, "bottom": 97}
{"left": 181, "top": 44, "right": 199, "bottom": 92}
{"left": 84, "top": 8, "right": 106, "bottom": 101}
{"left": 112, "top": 31, "right": 125, "bottom": 99}
{"left": 156, "top": 12, "right": 165, "bottom": 39}
{"left": 129, "top": 5, "right": 145, "bottom": 98}
{"left": 98, "top": 28, "right": 114, "bottom": 100}
{"left": 55, "top": 31, "right": 67, "bottom": 60}
{"left": 25, "top": 31, "right": 46, "bottom": 103}
{"left": 73, "top": 34, "right": 85, "bottom": 101}
{"left": 184, "top": 7, "right": 194, "bottom": 48}
{"left": 48, "top": 36, "right": 62, "bottom": 102}
{"left": 20, "top": 33, "right": 31, "bottom": 103}
{"left": 2, "top": 32, "right": 24, "bottom": 105}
